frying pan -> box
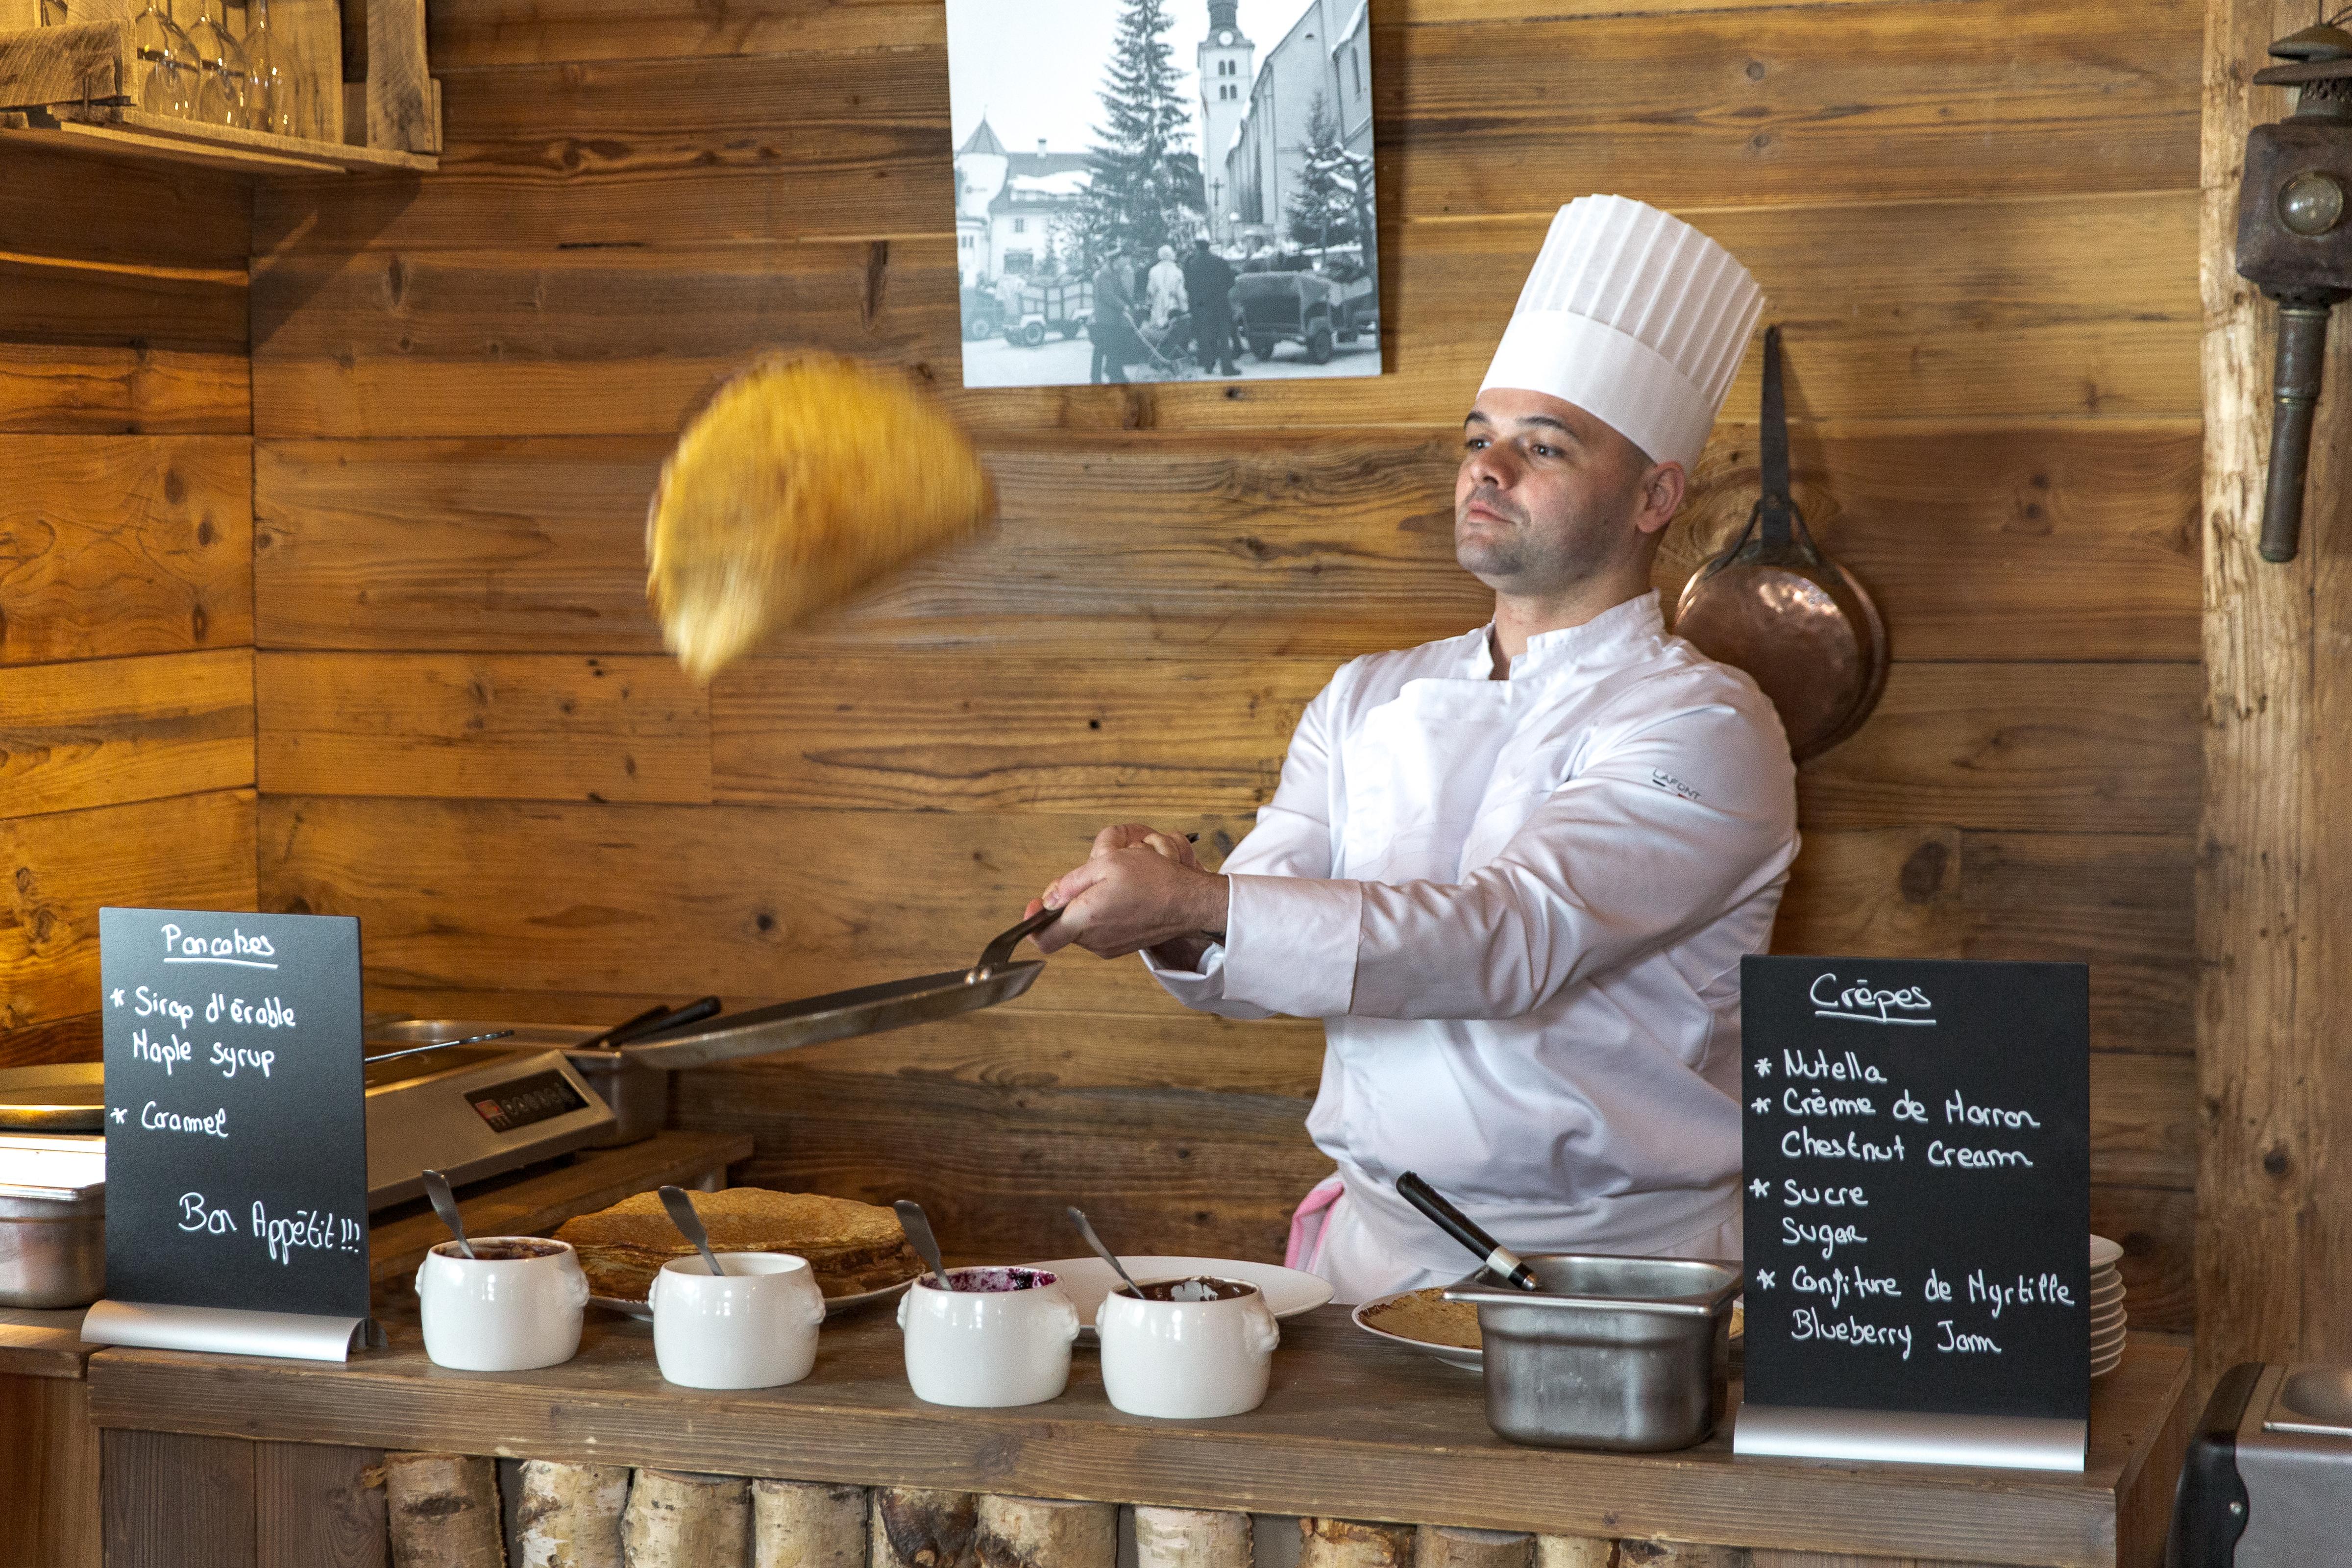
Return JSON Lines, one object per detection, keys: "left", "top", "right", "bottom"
{"left": 609, "top": 906, "right": 1063, "bottom": 1071}
{"left": 1672, "top": 326, "right": 1887, "bottom": 761}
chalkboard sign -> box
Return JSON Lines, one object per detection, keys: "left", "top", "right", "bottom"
{"left": 1741, "top": 956, "right": 2090, "bottom": 1422}
{"left": 100, "top": 908, "right": 370, "bottom": 1321}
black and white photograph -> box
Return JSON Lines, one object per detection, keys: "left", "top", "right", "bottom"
{"left": 946, "top": 0, "right": 1382, "bottom": 387}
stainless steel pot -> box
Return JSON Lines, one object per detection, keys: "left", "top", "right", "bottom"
{"left": 0, "top": 1137, "right": 107, "bottom": 1309}
{"left": 1446, "top": 1254, "right": 1742, "bottom": 1451}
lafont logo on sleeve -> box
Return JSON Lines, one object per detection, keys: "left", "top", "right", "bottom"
{"left": 1808, "top": 973, "right": 1937, "bottom": 1027}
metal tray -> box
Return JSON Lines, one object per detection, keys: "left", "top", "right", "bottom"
{"left": 1447, "top": 1254, "right": 1741, "bottom": 1451}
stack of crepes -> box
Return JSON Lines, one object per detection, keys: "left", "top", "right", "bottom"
{"left": 645, "top": 351, "right": 996, "bottom": 682}
{"left": 552, "top": 1187, "right": 927, "bottom": 1302}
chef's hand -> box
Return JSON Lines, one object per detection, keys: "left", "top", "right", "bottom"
{"left": 1024, "top": 843, "right": 1229, "bottom": 961}
{"left": 1086, "top": 823, "right": 1201, "bottom": 870}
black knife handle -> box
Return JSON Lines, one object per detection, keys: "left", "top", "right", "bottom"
{"left": 1396, "top": 1171, "right": 1541, "bottom": 1291}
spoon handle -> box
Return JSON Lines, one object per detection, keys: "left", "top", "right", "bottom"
{"left": 893, "top": 1200, "right": 953, "bottom": 1291}
{"left": 421, "top": 1169, "right": 475, "bottom": 1261}
{"left": 659, "top": 1184, "right": 727, "bottom": 1278}
{"left": 1066, "top": 1206, "right": 1146, "bottom": 1300}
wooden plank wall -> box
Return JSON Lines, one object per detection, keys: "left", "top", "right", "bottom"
{"left": 0, "top": 147, "right": 256, "bottom": 1069}
{"left": 2197, "top": 0, "right": 2352, "bottom": 1374}
{"left": 246, "top": 0, "right": 2204, "bottom": 1328}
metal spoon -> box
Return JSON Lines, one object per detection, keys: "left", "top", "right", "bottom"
{"left": 893, "top": 1200, "right": 955, "bottom": 1292}
{"left": 1066, "top": 1205, "right": 1147, "bottom": 1301}
{"left": 659, "top": 1184, "right": 727, "bottom": 1278}
{"left": 421, "top": 1169, "right": 474, "bottom": 1261}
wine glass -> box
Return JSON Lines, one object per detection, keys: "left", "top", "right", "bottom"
{"left": 181, "top": 0, "right": 246, "bottom": 129}
{"left": 131, "top": 0, "right": 193, "bottom": 118}
{"left": 241, "top": 0, "right": 297, "bottom": 134}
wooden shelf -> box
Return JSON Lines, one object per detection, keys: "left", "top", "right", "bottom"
{"left": 0, "top": 6, "right": 438, "bottom": 176}
{"left": 0, "top": 104, "right": 434, "bottom": 173}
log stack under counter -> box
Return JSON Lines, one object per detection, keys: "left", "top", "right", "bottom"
{"left": 82, "top": 1298, "right": 2194, "bottom": 1568}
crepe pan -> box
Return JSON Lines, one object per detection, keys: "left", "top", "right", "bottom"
{"left": 1672, "top": 325, "right": 1887, "bottom": 761}
{"left": 606, "top": 905, "right": 1063, "bottom": 1071}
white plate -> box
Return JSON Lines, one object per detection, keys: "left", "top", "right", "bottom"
{"left": 1350, "top": 1291, "right": 1482, "bottom": 1372}
{"left": 2089, "top": 1280, "right": 2126, "bottom": 1305}
{"left": 1022, "top": 1255, "right": 1334, "bottom": 1333}
{"left": 590, "top": 1276, "right": 913, "bottom": 1323}
{"left": 2090, "top": 1234, "right": 2124, "bottom": 1271}
{"left": 2091, "top": 1303, "right": 2128, "bottom": 1327}
{"left": 2090, "top": 1330, "right": 2128, "bottom": 1355}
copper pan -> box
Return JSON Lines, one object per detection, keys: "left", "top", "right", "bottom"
{"left": 1671, "top": 326, "right": 1886, "bottom": 762}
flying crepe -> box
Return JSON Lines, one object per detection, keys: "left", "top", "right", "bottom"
{"left": 645, "top": 352, "right": 996, "bottom": 681}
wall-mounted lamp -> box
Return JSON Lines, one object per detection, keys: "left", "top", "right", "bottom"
{"left": 2236, "top": 23, "right": 2352, "bottom": 562}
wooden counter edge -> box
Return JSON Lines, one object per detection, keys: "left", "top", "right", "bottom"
{"left": 82, "top": 1343, "right": 2185, "bottom": 1567}
{"left": 0, "top": 1312, "right": 96, "bottom": 1379}
{"left": 2112, "top": 1348, "right": 2198, "bottom": 1568}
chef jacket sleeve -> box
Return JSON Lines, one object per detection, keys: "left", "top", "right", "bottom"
{"left": 1216, "top": 689, "right": 1796, "bottom": 1021}
{"left": 1140, "top": 670, "right": 1358, "bottom": 1020}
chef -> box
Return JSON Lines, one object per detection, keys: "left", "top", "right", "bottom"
{"left": 1028, "top": 195, "right": 1799, "bottom": 1303}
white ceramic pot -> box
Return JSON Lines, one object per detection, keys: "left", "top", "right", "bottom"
{"left": 414, "top": 1237, "right": 588, "bottom": 1372}
{"left": 897, "top": 1266, "right": 1080, "bottom": 1408}
{"left": 650, "top": 1252, "right": 826, "bottom": 1390}
{"left": 1096, "top": 1276, "right": 1281, "bottom": 1419}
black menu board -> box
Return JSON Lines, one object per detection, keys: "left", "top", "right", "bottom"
{"left": 100, "top": 908, "right": 370, "bottom": 1320}
{"left": 1741, "top": 956, "right": 2090, "bottom": 1421}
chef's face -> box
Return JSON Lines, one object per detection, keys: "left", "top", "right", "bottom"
{"left": 1454, "top": 390, "right": 1679, "bottom": 594}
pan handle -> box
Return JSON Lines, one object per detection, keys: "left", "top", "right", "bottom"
{"left": 967, "top": 906, "right": 1064, "bottom": 983}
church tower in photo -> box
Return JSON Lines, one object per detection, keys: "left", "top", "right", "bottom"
{"left": 1197, "top": 0, "right": 1254, "bottom": 241}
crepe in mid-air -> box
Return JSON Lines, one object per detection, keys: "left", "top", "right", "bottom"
{"left": 645, "top": 352, "right": 995, "bottom": 681}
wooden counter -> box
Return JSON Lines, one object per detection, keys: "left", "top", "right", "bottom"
{"left": 85, "top": 1297, "right": 2194, "bottom": 1568}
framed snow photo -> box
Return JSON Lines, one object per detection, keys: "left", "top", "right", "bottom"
{"left": 945, "top": 0, "right": 1384, "bottom": 388}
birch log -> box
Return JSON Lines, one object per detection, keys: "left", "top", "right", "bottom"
{"left": 873, "top": 1487, "right": 980, "bottom": 1568}
{"left": 1134, "top": 1508, "right": 1252, "bottom": 1568}
{"left": 1532, "top": 1540, "right": 1614, "bottom": 1568}
{"left": 513, "top": 1461, "right": 629, "bottom": 1568}
{"left": 622, "top": 1470, "right": 751, "bottom": 1568}
{"left": 385, "top": 1452, "right": 507, "bottom": 1568}
{"left": 755, "top": 1480, "right": 869, "bottom": 1568}
{"left": 1416, "top": 1528, "right": 1532, "bottom": 1568}
{"left": 974, "top": 1496, "right": 1118, "bottom": 1568}
{"left": 1299, "top": 1519, "right": 1415, "bottom": 1568}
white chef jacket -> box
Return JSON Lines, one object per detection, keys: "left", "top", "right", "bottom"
{"left": 1144, "top": 592, "right": 1798, "bottom": 1302}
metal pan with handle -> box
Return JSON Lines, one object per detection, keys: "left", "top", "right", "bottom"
{"left": 610, "top": 906, "right": 1064, "bottom": 1072}
{"left": 1672, "top": 325, "right": 1887, "bottom": 762}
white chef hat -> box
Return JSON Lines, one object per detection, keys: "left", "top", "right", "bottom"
{"left": 1479, "top": 195, "right": 1765, "bottom": 470}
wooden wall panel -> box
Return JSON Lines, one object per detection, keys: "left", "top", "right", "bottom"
{"left": 0, "top": 253, "right": 248, "bottom": 346}
{"left": 1, "top": 790, "right": 259, "bottom": 1031}
{"left": 0, "top": 342, "right": 249, "bottom": 435}
{"left": 263, "top": 0, "right": 2194, "bottom": 254}
{"left": 1795, "top": 665, "right": 2201, "bottom": 835}
{"left": 245, "top": 0, "right": 2204, "bottom": 1327}
{"left": 255, "top": 653, "right": 710, "bottom": 802}
{"left": 0, "top": 649, "right": 255, "bottom": 817}
{"left": 250, "top": 194, "right": 2196, "bottom": 439}
{"left": 255, "top": 421, "right": 2196, "bottom": 662}
{"left": 0, "top": 151, "right": 255, "bottom": 1069}
{"left": 1, "top": 434, "right": 253, "bottom": 663}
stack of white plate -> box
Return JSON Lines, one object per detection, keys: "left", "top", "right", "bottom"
{"left": 2090, "top": 1234, "right": 2127, "bottom": 1378}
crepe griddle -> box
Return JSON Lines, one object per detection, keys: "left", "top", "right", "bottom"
{"left": 613, "top": 906, "right": 1062, "bottom": 1071}
{"left": 0, "top": 1064, "right": 105, "bottom": 1134}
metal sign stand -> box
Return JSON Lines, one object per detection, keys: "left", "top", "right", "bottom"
{"left": 1735, "top": 1403, "right": 2088, "bottom": 1472}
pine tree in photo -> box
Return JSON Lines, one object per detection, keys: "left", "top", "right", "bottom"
{"left": 1074, "top": 0, "right": 1206, "bottom": 267}
{"left": 1287, "top": 90, "right": 1371, "bottom": 260}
